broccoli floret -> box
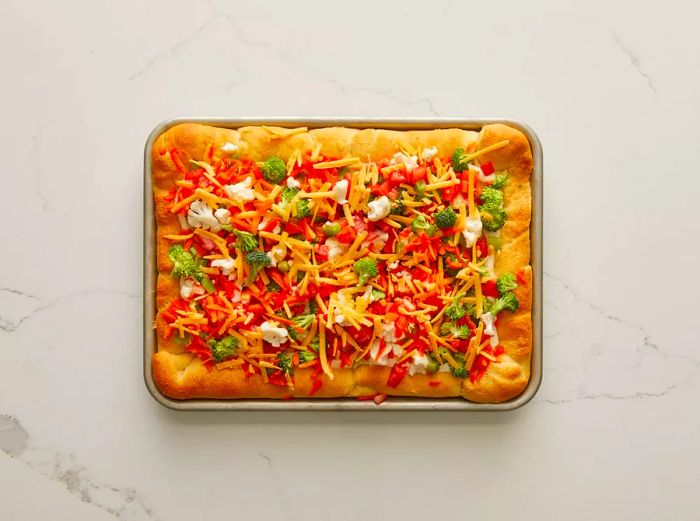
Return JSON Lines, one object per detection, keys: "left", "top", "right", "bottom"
{"left": 307, "top": 299, "right": 318, "bottom": 315}
{"left": 415, "top": 180, "right": 426, "bottom": 196}
{"left": 261, "top": 157, "right": 287, "bottom": 184}
{"left": 281, "top": 186, "right": 300, "bottom": 201}
{"left": 168, "top": 245, "right": 200, "bottom": 278}
{"left": 490, "top": 291, "right": 520, "bottom": 315}
{"left": 277, "top": 351, "right": 294, "bottom": 374}
{"left": 245, "top": 251, "right": 272, "bottom": 283}
{"left": 207, "top": 335, "right": 239, "bottom": 362}
{"left": 438, "top": 348, "right": 469, "bottom": 378}
{"left": 371, "top": 288, "right": 386, "bottom": 301}
{"left": 450, "top": 364, "right": 469, "bottom": 378}
{"left": 232, "top": 230, "right": 258, "bottom": 252}
{"left": 390, "top": 199, "right": 406, "bottom": 216}
{"left": 353, "top": 258, "right": 379, "bottom": 285}
{"left": 267, "top": 281, "right": 281, "bottom": 293}
{"left": 433, "top": 207, "right": 457, "bottom": 229}
{"left": 292, "top": 314, "right": 315, "bottom": 329}
{"left": 298, "top": 350, "right": 317, "bottom": 364}
{"left": 496, "top": 273, "right": 517, "bottom": 294}
{"left": 308, "top": 336, "right": 320, "bottom": 351}
{"left": 295, "top": 198, "right": 311, "bottom": 218}
{"left": 479, "top": 205, "right": 507, "bottom": 232}
{"left": 492, "top": 173, "right": 508, "bottom": 190}
{"left": 439, "top": 322, "right": 471, "bottom": 339}
{"left": 168, "top": 245, "right": 215, "bottom": 291}
{"left": 451, "top": 148, "right": 471, "bottom": 173}
{"left": 480, "top": 186, "right": 504, "bottom": 208}
{"left": 426, "top": 358, "right": 440, "bottom": 373}
{"left": 410, "top": 215, "right": 437, "bottom": 237}
{"left": 444, "top": 293, "right": 467, "bottom": 320}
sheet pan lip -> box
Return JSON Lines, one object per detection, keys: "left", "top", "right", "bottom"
{"left": 143, "top": 116, "right": 543, "bottom": 411}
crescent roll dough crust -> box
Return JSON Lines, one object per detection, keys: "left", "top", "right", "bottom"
{"left": 151, "top": 123, "right": 533, "bottom": 403}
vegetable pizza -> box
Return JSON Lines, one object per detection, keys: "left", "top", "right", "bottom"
{"left": 151, "top": 123, "right": 533, "bottom": 402}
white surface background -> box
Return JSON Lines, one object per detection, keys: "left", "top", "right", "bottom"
{"left": 1, "top": 0, "right": 699, "bottom": 519}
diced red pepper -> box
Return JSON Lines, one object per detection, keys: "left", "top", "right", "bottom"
{"left": 475, "top": 235, "right": 488, "bottom": 259}
{"left": 335, "top": 226, "right": 356, "bottom": 244}
{"left": 428, "top": 381, "right": 441, "bottom": 388}
{"left": 409, "top": 166, "right": 428, "bottom": 183}
{"left": 267, "top": 371, "right": 287, "bottom": 387}
{"left": 481, "top": 280, "right": 500, "bottom": 298}
{"left": 516, "top": 271, "right": 528, "bottom": 285}
{"left": 309, "top": 379, "right": 323, "bottom": 396}
{"left": 386, "top": 363, "right": 408, "bottom": 388}
{"left": 480, "top": 162, "right": 495, "bottom": 175}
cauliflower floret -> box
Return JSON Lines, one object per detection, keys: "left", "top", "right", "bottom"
{"left": 187, "top": 199, "right": 220, "bottom": 230}
{"left": 408, "top": 351, "right": 430, "bottom": 376}
{"left": 224, "top": 176, "right": 255, "bottom": 203}
{"left": 390, "top": 152, "right": 418, "bottom": 172}
{"left": 332, "top": 179, "right": 349, "bottom": 204}
{"left": 260, "top": 321, "right": 289, "bottom": 347}
{"left": 287, "top": 176, "right": 301, "bottom": 189}
{"left": 325, "top": 237, "right": 347, "bottom": 261}
{"left": 180, "top": 278, "right": 195, "bottom": 299}
{"left": 481, "top": 311, "right": 500, "bottom": 347}
{"left": 422, "top": 146, "right": 438, "bottom": 161}
{"left": 267, "top": 245, "right": 286, "bottom": 267}
{"left": 211, "top": 257, "right": 235, "bottom": 276}
{"left": 221, "top": 142, "right": 239, "bottom": 153}
{"left": 471, "top": 163, "right": 495, "bottom": 184}
{"left": 214, "top": 208, "right": 231, "bottom": 225}
{"left": 462, "top": 214, "right": 483, "bottom": 247}
{"left": 366, "top": 195, "right": 391, "bottom": 222}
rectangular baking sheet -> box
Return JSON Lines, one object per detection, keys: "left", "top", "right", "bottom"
{"left": 143, "top": 118, "right": 543, "bottom": 411}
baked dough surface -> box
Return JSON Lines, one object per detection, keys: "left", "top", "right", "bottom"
{"left": 151, "top": 123, "right": 533, "bottom": 403}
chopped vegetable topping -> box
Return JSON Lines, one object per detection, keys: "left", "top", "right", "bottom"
{"left": 261, "top": 157, "right": 287, "bottom": 184}
{"left": 162, "top": 139, "right": 517, "bottom": 393}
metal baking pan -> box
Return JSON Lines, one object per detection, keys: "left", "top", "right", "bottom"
{"left": 143, "top": 118, "right": 543, "bottom": 411}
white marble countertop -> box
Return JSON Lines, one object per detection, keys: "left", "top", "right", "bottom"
{"left": 2, "top": 0, "right": 699, "bottom": 519}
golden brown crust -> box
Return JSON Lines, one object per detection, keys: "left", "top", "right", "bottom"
{"left": 151, "top": 123, "right": 533, "bottom": 402}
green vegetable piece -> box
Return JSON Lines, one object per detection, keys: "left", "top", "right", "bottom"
{"left": 292, "top": 314, "right": 315, "bottom": 329}
{"left": 480, "top": 186, "right": 504, "bottom": 208}
{"left": 426, "top": 359, "right": 440, "bottom": 373}
{"left": 411, "top": 215, "right": 438, "bottom": 237}
{"left": 433, "top": 207, "right": 457, "bottom": 228}
{"left": 492, "top": 173, "right": 508, "bottom": 190}
{"left": 451, "top": 148, "right": 470, "bottom": 173}
{"left": 444, "top": 293, "right": 467, "bottom": 321}
{"left": 168, "top": 245, "right": 200, "bottom": 279}
{"left": 207, "top": 335, "right": 239, "bottom": 362}
{"left": 282, "top": 186, "right": 300, "bottom": 201}
{"left": 298, "top": 350, "right": 317, "bottom": 364}
{"left": 295, "top": 199, "right": 311, "bottom": 218}
{"left": 490, "top": 291, "right": 520, "bottom": 315}
{"left": 371, "top": 288, "right": 386, "bottom": 301}
{"left": 245, "top": 250, "right": 272, "bottom": 283}
{"left": 233, "top": 230, "right": 258, "bottom": 252}
{"left": 323, "top": 222, "right": 341, "bottom": 237}
{"left": 415, "top": 180, "right": 426, "bottom": 196}
{"left": 200, "top": 276, "right": 215, "bottom": 293}
{"left": 277, "top": 260, "right": 291, "bottom": 273}
{"left": 479, "top": 206, "right": 507, "bottom": 232}
{"left": 353, "top": 258, "right": 379, "bottom": 286}
{"left": 276, "top": 351, "right": 294, "bottom": 374}
{"left": 267, "top": 281, "right": 282, "bottom": 293}
{"left": 496, "top": 273, "right": 517, "bottom": 294}
{"left": 487, "top": 235, "right": 502, "bottom": 250}
{"left": 439, "top": 322, "right": 471, "bottom": 339}
{"left": 450, "top": 364, "right": 469, "bottom": 378}
{"left": 261, "top": 157, "right": 287, "bottom": 184}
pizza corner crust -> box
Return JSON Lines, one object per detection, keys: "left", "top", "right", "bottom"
{"left": 151, "top": 123, "right": 534, "bottom": 403}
